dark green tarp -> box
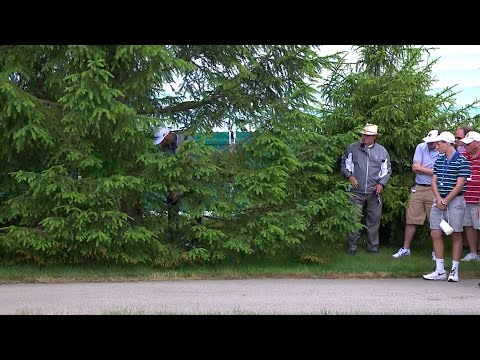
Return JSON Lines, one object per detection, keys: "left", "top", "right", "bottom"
{"left": 194, "top": 132, "right": 251, "bottom": 150}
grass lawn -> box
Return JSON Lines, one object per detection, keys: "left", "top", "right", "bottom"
{"left": 1, "top": 240, "right": 479, "bottom": 284}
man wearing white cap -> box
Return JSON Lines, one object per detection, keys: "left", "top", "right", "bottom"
{"left": 341, "top": 123, "right": 392, "bottom": 255}
{"left": 153, "top": 127, "right": 187, "bottom": 156}
{"left": 454, "top": 125, "right": 473, "bottom": 253}
{"left": 455, "top": 125, "right": 473, "bottom": 155}
{"left": 153, "top": 126, "right": 188, "bottom": 204}
{"left": 423, "top": 131, "right": 471, "bottom": 282}
{"left": 153, "top": 126, "right": 201, "bottom": 248}
{"left": 393, "top": 130, "right": 439, "bottom": 258}
{"left": 459, "top": 131, "right": 480, "bottom": 261}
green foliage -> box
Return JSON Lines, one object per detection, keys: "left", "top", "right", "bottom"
{"left": 320, "top": 45, "right": 476, "bottom": 245}
{"left": 0, "top": 45, "right": 474, "bottom": 265}
{"left": 0, "top": 45, "right": 333, "bottom": 265}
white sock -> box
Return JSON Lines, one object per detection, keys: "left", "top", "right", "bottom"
{"left": 451, "top": 260, "right": 459, "bottom": 272}
{"left": 436, "top": 259, "right": 445, "bottom": 273}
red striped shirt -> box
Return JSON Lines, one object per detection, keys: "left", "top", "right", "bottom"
{"left": 464, "top": 153, "right": 480, "bottom": 203}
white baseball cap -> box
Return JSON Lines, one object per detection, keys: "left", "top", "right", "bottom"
{"left": 460, "top": 131, "right": 480, "bottom": 144}
{"left": 434, "top": 131, "right": 455, "bottom": 144}
{"left": 153, "top": 127, "right": 171, "bottom": 145}
{"left": 422, "top": 129, "right": 438, "bottom": 143}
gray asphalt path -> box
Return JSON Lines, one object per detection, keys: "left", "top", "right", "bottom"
{"left": 1, "top": 278, "right": 479, "bottom": 315}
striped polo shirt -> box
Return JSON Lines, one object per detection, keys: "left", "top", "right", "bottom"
{"left": 433, "top": 151, "right": 471, "bottom": 198}
{"left": 464, "top": 153, "right": 480, "bottom": 203}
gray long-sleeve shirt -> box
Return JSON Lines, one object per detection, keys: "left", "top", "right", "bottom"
{"left": 341, "top": 141, "right": 392, "bottom": 194}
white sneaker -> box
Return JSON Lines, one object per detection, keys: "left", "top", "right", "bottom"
{"left": 461, "top": 253, "right": 479, "bottom": 261}
{"left": 422, "top": 270, "right": 447, "bottom": 281}
{"left": 392, "top": 247, "right": 411, "bottom": 258}
{"left": 448, "top": 268, "right": 459, "bottom": 282}
{"left": 432, "top": 251, "right": 436, "bottom": 261}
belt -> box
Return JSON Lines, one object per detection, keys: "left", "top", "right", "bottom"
{"left": 439, "top": 193, "right": 464, "bottom": 198}
{"left": 416, "top": 183, "right": 431, "bottom": 187}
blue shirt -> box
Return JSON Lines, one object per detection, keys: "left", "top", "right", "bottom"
{"left": 413, "top": 142, "right": 439, "bottom": 185}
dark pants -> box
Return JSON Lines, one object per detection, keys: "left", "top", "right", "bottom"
{"left": 167, "top": 194, "right": 202, "bottom": 248}
{"left": 347, "top": 192, "right": 382, "bottom": 252}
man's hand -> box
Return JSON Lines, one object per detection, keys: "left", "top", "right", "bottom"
{"left": 169, "top": 191, "right": 178, "bottom": 204}
{"left": 375, "top": 183, "right": 384, "bottom": 194}
{"left": 348, "top": 176, "right": 359, "bottom": 189}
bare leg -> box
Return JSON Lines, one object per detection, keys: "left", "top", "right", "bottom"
{"left": 477, "top": 229, "right": 480, "bottom": 254}
{"left": 464, "top": 226, "right": 478, "bottom": 254}
{"left": 431, "top": 229, "right": 444, "bottom": 259}
{"left": 403, "top": 224, "right": 417, "bottom": 249}
{"left": 462, "top": 233, "right": 468, "bottom": 248}
{"left": 451, "top": 232, "right": 463, "bottom": 262}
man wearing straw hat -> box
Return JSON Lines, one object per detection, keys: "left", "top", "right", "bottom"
{"left": 341, "top": 123, "right": 392, "bottom": 255}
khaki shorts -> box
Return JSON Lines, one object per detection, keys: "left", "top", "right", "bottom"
{"left": 406, "top": 185, "right": 434, "bottom": 225}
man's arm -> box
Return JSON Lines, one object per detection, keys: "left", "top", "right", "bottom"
{"left": 442, "top": 157, "right": 471, "bottom": 206}
{"left": 412, "top": 161, "right": 434, "bottom": 175}
{"left": 340, "top": 145, "right": 354, "bottom": 178}
{"left": 341, "top": 145, "right": 359, "bottom": 188}
{"left": 377, "top": 150, "right": 392, "bottom": 187}
{"left": 436, "top": 177, "right": 466, "bottom": 211}
{"left": 431, "top": 174, "right": 440, "bottom": 202}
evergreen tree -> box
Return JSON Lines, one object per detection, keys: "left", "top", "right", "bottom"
{"left": 0, "top": 45, "right": 337, "bottom": 265}
{"left": 1, "top": 45, "right": 475, "bottom": 265}
{"left": 320, "top": 45, "right": 474, "bottom": 244}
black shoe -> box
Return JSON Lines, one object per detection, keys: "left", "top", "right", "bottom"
{"left": 184, "top": 237, "right": 200, "bottom": 250}
{"left": 367, "top": 248, "right": 378, "bottom": 253}
{"left": 184, "top": 242, "right": 195, "bottom": 250}
{"left": 347, "top": 249, "right": 356, "bottom": 255}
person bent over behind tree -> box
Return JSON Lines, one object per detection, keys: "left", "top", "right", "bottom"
{"left": 153, "top": 126, "right": 188, "bottom": 205}
{"left": 153, "top": 126, "right": 200, "bottom": 249}
{"left": 341, "top": 123, "right": 392, "bottom": 255}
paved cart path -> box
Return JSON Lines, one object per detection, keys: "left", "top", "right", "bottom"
{"left": 1, "top": 278, "right": 478, "bottom": 315}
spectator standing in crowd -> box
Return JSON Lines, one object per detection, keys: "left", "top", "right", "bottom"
{"left": 459, "top": 131, "right": 480, "bottom": 261}
{"left": 422, "top": 131, "right": 470, "bottom": 282}
{"left": 455, "top": 125, "right": 473, "bottom": 155}
{"left": 341, "top": 123, "right": 392, "bottom": 255}
{"left": 455, "top": 125, "right": 473, "bottom": 253}
{"left": 393, "top": 130, "right": 439, "bottom": 258}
